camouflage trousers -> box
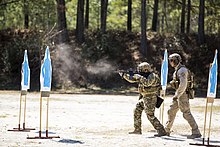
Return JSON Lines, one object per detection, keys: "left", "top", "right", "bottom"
{"left": 133, "top": 94, "right": 165, "bottom": 132}
{"left": 165, "top": 92, "right": 200, "bottom": 135}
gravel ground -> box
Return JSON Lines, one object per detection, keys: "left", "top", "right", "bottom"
{"left": 1, "top": 91, "right": 220, "bottom": 147}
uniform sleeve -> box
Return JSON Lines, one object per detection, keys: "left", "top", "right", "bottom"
{"left": 174, "top": 68, "right": 188, "bottom": 98}
{"left": 122, "top": 73, "right": 139, "bottom": 83}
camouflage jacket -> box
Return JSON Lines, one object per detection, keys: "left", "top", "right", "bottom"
{"left": 122, "top": 72, "right": 160, "bottom": 96}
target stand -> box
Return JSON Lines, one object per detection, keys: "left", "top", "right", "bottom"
{"left": 8, "top": 90, "right": 35, "bottom": 132}
{"left": 159, "top": 90, "right": 165, "bottom": 125}
{"left": 27, "top": 91, "right": 59, "bottom": 139}
{"left": 190, "top": 97, "right": 220, "bottom": 147}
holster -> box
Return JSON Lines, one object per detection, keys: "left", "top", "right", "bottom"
{"left": 156, "top": 95, "right": 164, "bottom": 108}
{"left": 186, "top": 88, "right": 195, "bottom": 99}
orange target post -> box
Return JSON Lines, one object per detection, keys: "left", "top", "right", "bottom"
{"left": 8, "top": 90, "right": 35, "bottom": 132}
{"left": 27, "top": 91, "right": 60, "bottom": 139}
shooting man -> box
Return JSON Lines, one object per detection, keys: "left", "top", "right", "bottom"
{"left": 165, "top": 53, "right": 201, "bottom": 139}
{"left": 119, "top": 62, "right": 167, "bottom": 137}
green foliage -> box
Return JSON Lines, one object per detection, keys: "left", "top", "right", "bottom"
{"left": 82, "top": 29, "right": 140, "bottom": 67}
{"left": 107, "top": 0, "right": 127, "bottom": 30}
{"left": 0, "top": 0, "right": 56, "bottom": 30}
{"left": 66, "top": 0, "right": 78, "bottom": 29}
{"left": 89, "top": 0, "right": 101, "bottom": 29}
{"left": 3, "top": 1, "right": 23, "bottom": 29}
{"left": 0, "top": 29, "right": 43, "bottom": 89}
{"left": 0, "top": 0, "right": 219, "bottom": 35}
{"left": 28, "top": 0, "right": 57, "bottom": 29}
{"left": 82, "top": 30, "right": 126, "bottom": 62}
{"left": 0, "top": 28, "right": 219, "bottom": 92}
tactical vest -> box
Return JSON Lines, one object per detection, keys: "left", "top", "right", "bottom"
{"left": 170, "top": 65, "right": 195, "bottom": 99}
{"left": 139, "top": 72, "right": 160, "bottom": 94}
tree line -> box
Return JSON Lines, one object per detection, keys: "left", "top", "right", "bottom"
{"left": 0, "top": 0, "right": 220, "bottom": 56}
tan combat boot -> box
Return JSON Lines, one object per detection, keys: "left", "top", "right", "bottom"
{"left": 154, "top": 128, "right": 167, "bottom": 137}
{"left": 187, "top": 133, "right": 202, "bottom": 139}
{"left": 128, "top": 129, "right": 142, "bottom": 135}
{"left": 165, "top": 128, "right": 171, "bottom": 136}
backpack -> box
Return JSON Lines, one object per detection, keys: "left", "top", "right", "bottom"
{"left": 176, "top": 66, "right": 195, "bottom": 99}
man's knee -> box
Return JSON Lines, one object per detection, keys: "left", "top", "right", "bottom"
{"left": 136, "top": 101, "right": 144, "bottom": 109}
{"left": 182, "top": 111, "right": 193, "bottom": 119}
{"left": 147, "top": 113, "right": 155, "bottom": 121}
{"left": 179, "top": 104, "right": 190, "bottom": 114}
{"left": 168, "top": 109, "right": 177, "bottom": 116}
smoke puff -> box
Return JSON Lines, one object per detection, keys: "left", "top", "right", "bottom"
{"left": 87, "top": 58, "right": 117, "bottom": 76}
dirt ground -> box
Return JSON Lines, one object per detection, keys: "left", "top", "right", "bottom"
{"left": 1, "top": 91, "right": 220, "bottom": 147}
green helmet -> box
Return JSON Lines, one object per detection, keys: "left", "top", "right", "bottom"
{"left": 137, "top": 62, "right": 152, "bottom": 72}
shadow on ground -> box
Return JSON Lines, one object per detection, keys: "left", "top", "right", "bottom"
{"left": 57, "top": 139, "right": 84, "bottom": 144}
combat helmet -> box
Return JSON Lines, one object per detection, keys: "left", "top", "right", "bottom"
{"left": 169, "top": 53, "right": 182, "bottom": 66}
{"left": 137, "top": 62, "right": 152, "bottom": 72}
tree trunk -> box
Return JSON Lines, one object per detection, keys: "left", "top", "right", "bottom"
{"left": 23, "top": 0, "right": 29, "bottom": 29}
{"left": 152, "top": 0, "right": 159, "bottom": 32}
{"left": 127, "top": 0, "right": 132, "bottom": 31}
{"left": 56, "top": 0, "right": 69, "bottom": 43}
{"left": 162, "top": 0, "right": 167, "bottom": 33}
{"left": 76, "top": 0, "right": 85, "bottom": 43}
{"left": 101, "top": 0, "right": 108, "bottom": 33}
{"left": 85, "top": 0, "right": 89, "bottom": 29}
{"left": 162, "top": 16, "right": 164, "bottom": 32}
{"left": 140, "top": 0, "right": 147, "bottom": 57}
{"left": 180, "top": 0, "right": 186, "bottom": 34}
{"left": 186, "top": 0, "right": 191, "bottom": 34}
{"left": 198, "top": 0, "right": 205, "bottom": 45}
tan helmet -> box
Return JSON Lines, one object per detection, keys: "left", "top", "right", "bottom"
{"left": 169, "top": 53, "right": 182, "bottom": 65}
{"left": 137, "top": 62, "right": 152, "bottom": 72}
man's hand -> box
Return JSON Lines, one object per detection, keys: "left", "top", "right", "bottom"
{"left": 172, "top": 96, "right": 178, "bottom": 100}
{"left": 133, "top": 74, "right": 142, "bottom": 80}
{"left": 119, "top": 72, "right": 124, "bottom": 77}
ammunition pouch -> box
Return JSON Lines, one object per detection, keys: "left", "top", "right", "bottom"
{"left": 156, "top": 95, "right": 164, "bottom": 108}
{"left": 186, "top": 88, "right": 195, "bottom": 99}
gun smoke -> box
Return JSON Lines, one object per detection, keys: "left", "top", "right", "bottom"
{"left": 53, "top": 43, "right": 85, "bottom": 88}
{"left": 53, "top": 44, "right": 118, "bottom": 89}
{"left": 87, "top": 58, "right": 117, "bottom": 77}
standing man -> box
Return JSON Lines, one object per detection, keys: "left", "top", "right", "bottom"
{"left": 119, "top": 62, "right": 167, "bottom": 137}
{"left": 165, "top": 53, "right": 201, "bottom": 139}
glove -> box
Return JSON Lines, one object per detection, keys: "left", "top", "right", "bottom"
{"left": 118, "top": 72, "right": 124, "bottom": 77}
{"left": 133, "top": 74, "right": 142, "bottom": 80}
{"left": 169, "top": 80, "right": 179, "bottom": 89}
{"left": 172, "top": 96, "right": 178, "bottom": 101}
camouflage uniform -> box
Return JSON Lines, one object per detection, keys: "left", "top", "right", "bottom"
{"left": 165, "top": 63, "right": 201, "bottom": 138}
{"left": 122, "top": 70, "right": 166, "bottom": 136}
